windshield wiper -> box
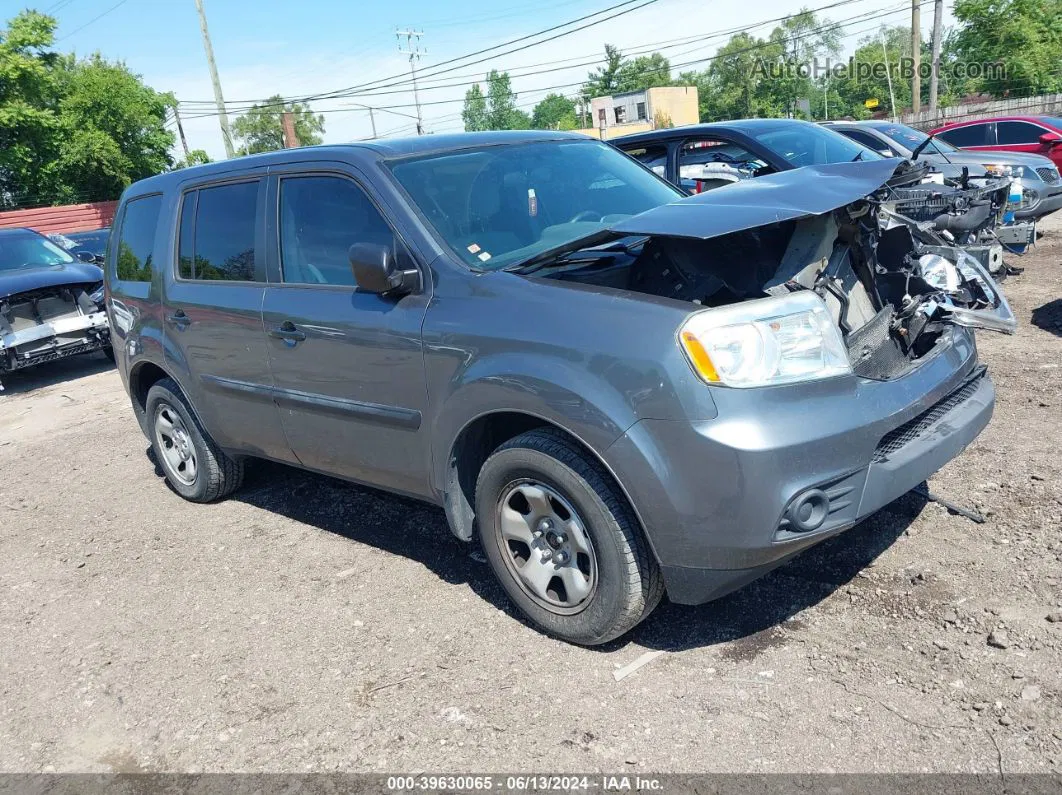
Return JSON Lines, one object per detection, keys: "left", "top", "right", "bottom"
{"left": 851, "top": 150, "right": 864, "bottom": 162}
{"left": 502, "top": 229, "right": 617, "bottom": 274}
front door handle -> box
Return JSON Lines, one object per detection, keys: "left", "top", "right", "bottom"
{"left": 269, "top": 321, "right": 306, "bottom": 344}
{"left": 167, "top": 309, "right": 191, "bottom": 328}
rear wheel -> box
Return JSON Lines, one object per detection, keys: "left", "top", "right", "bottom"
{"left": 145, "top": 377, "right": 243, "bottom": 502}
{"left": 475, "top": 428, "right": 663, "bottom": 645}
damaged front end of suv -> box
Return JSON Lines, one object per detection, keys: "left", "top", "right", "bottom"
{"left": 518, "top": 159, "right": 1014, "bottom": 379}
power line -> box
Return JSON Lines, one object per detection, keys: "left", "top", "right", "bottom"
{"left": 177, "top": 2, "right": 921, "bottom": 125}
{"left": 176, "top": 0, "right": 877, "bottom": 113}
{"left": 56, "top": 0, "right": 133, "bottom": 41}
{"left": 176, "top": 0, "right": 664, "bottom": 108}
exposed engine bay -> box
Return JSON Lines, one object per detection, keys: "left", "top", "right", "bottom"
{"left": 534, "top": 165, "right": 1015, "bottom": 381}
{"left": 0, "top": 283, "right": 110, "bottom": 383}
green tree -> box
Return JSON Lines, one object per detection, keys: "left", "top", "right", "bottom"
{"left": 530, "top": 93, "right": 577, "bottom": 130}
{"left": 232, "top": 94, "right": 324, "bottom": 154}
{"left": 0, "top": 10, "right": 174, "bottom": 208}
{"left": 461, "top": 83, "right": 488, "bottom": 131}
{"left": 832, "top": 26, "right": 912, "bottom": 120}
{"left": 583, "top": 44, "right": 626, "bottom": 98}
{"left": 582, "top": 46, "right": 673, "bottom": 100}
{"left": 617, "top": 52, "right": 673, "bottom": 92}
{"left": 950, "top": 0, "right": 1062, "bottom": 96}
{"left": 461, "top": 71, "right": 530, "bottom": 131}
{"left": 173, "top": 149, "right": 211, "bottom": 170}
{"left": 485, "top": 70, "right": 530, "bottom": 130}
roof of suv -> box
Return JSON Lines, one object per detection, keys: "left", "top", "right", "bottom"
{"left": 126, "top": 129, "right": 590, "bottom": 196}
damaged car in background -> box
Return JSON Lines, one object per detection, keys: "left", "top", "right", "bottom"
{"left": 616, "top": 119, "right": 1022, "bottom": 275}
{"left": 0, "top": 227, "right": 111, "bottom": 390}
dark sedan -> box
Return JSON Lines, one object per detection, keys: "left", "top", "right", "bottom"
{"left": 614, "top": 118, "right": 885, "bottom": 193}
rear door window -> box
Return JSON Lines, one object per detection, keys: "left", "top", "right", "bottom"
{"left": 114, "top": 194, "right": 162, "bottom": 282}
{"left": 178, "top": 180, "right": 260, "bottom": 281}
{"left": 937, "top": 123, "right": 991, "bottom": 147}
{"left": 996, "top": 121, "right": 1048, "bottom": 145}
{"left": 842, "top": 129, "right": 896, "bottom": 155}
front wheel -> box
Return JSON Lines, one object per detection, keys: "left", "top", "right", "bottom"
{"left": 475, "top": 428, "right": 663, "bottom": 645}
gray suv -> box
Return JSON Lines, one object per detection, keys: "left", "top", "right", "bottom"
{"left": 106, "top": 131, "right": 1013, "bottom": 645}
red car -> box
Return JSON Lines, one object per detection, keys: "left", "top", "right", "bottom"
{"left": 930, "top": 115, "right": 1062, "bottom": 170}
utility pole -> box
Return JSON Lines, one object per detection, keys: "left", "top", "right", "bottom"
{"left": 281, "top": 112, "right": 299, "bottom": 148}
{"left": 172, "top": 106, "right": 191, "bottom": 158}
{"left": 928, "top": 0, "right": 944, "bottom": 117}
{"left": 881, "top": 31, "right": 898, "bottom": 122}
{"left": 193, "top": 0, "right": 234, "bottom": 158}
{"left": 396, "top": 29, "right": 425, "bottom": 135}
{"left": 368, "top": 107, "right": 377, "bottom": 138}
{"left": 911, "top": 0, "right": 922, "bottom": 115}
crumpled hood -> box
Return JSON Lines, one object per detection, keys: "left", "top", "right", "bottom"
{"left": 0, "top": 262, "right": 104, "bottom": 300}
{"left": 611, "top": 158, "right": 904, "bottom": 240}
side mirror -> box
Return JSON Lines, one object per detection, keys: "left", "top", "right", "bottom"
{"left": 1039, "top": 131, "right": 1062, "bottom": 147}
{"left": 348, "top": 242, "right": 419, "bottom": 295}
{"left": 879, "top": 148, "right": 894, "bottom": 157}
{"left": 75, "top": 249, "right": 96, "bottom": 263}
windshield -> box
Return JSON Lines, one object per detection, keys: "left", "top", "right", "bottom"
{"left": 878, "top": 123, "right": 958, "bottom": 155}
{"left": 0, "top": 229, "right": 76, "bottom": 271}
{"left": 389, "top": 139, "right": 681, "bottom": 269}
{"left": 750, "top": 123, "right": 885, "bottom": 167}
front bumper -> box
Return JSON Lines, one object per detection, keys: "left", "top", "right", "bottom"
{"left": 0, "top": 310, "right": 110, "bottom": 371}
{"left": 605, "top": 330, "right": 994, "bottom": 604}
{"left": 1015, "top": 183, "right": 1062, "bottom": 220}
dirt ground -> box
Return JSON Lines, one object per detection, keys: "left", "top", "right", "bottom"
{"left": 1, "top": 216, "right": 1061, "bottom": 776}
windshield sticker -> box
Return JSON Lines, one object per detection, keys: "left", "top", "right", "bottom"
{"left": 478, "top": 251, "right": 492, "bottom": 262}
{"left": 467, "top": 243, "right": 481, "bottom": 254}
{"left": 528, "top": 188, "right": 538, "bottom": 217}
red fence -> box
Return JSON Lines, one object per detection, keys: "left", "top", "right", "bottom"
{"left": 0, "top": 200, "right": 118, "bottom": 234}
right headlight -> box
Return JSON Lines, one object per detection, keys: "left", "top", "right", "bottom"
{"left": 679, "top": 291, "right": 851, "bottom": 388}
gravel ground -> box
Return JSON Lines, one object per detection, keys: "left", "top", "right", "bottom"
{"left": 1, "top": 216, "right": 1061, "bottom": 775}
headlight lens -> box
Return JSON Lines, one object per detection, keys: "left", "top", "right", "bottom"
{"left": 984, "top": 164, "right": 1015, "bottom": 177}
{"left": 679, "top": 292, "right": 851, "bottom": 388}
{"left": 918, "top": 254, "right": 961, "bottom": 292}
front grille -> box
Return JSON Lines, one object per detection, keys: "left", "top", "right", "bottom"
{"left": 872, "top": 372, "right": 985, "bottom": 463}
{"left": 1035, "top": 166, "right": 1059, "bottom": 184}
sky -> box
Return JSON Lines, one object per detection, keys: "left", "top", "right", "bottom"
{"left": 6, "top": 0, "right": 957, "bottom": 159}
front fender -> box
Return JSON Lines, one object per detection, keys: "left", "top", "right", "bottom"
{"left": 429, "top": 352, "right": 640, "bottom": 495}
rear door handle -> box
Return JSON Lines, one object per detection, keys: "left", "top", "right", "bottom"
{"left": 167, "top": 309, "right": 191, "bottom": 328}
{"left": 269, "top": 321, "right": 306, "bottom": 344}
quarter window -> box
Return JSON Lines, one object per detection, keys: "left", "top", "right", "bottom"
{"left": 278, "top": 175, "right": 395, "bottom": 286}
{"left": 178, "top": 180, "right": 260, "bottom": 281}
{"left": 936, "top": 123, "right": 990, "bottom": 147}
{"left": 996, "top": 120, "right": 1047, "bottom": 145}
{"left": 115, "top": 194, "right": 162, "bottom": 282}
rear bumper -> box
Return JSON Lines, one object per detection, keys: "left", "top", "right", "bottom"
{"left": 604, "top": 330, "right": 994, "bottom": 604}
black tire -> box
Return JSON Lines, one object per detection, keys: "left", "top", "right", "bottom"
{"left": 145, "top": 377, "right": 244, "bottom": 502}
{"left": 475, "top": 428, "right": 663, "bottom": 645}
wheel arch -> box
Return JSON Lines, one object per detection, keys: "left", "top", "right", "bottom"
{"left": 441, "top": 410, "right": 659, "bottom": 570}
